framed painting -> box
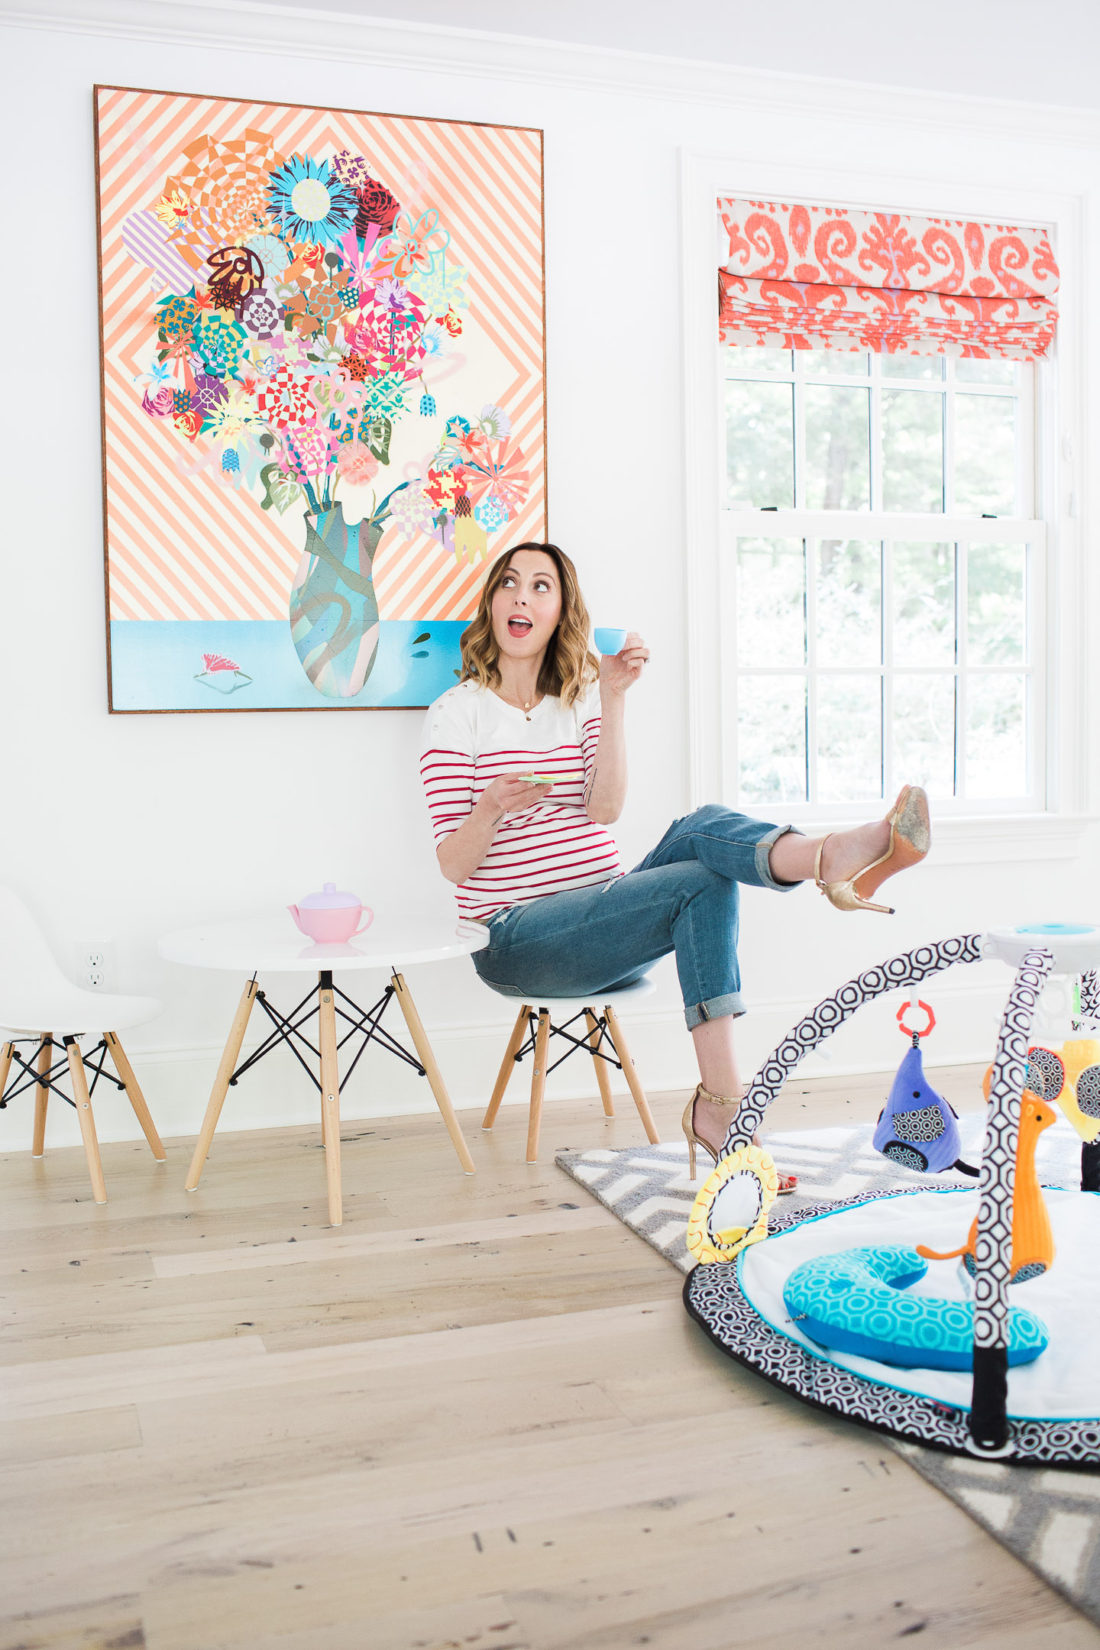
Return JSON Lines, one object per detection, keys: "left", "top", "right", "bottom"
{"left": 94, "top": 85, "right": 546, "bottom": 711}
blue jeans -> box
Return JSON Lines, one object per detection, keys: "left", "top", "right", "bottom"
{"left": 471, "top": 805, "right": 798, "bottom": 1029}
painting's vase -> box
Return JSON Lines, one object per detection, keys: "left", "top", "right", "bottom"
{"left": 289, "top": 504, "right": 384, "bottom": 698}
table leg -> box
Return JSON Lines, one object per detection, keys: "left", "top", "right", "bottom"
{"left": 186, "top": 978, "right": 258, "bottom": 1191}
{"left": 317, "top": 975, "right": 343, "bottom": 1227}
{"left": 586, "top": 1010, "right": 616, "bottom": 1117}
{"left": 482, "top": 1004, "right": 532, "bottom": 1130}
{"left": 526, "top": 1010, "right": 551, "bottom": 1164}
{"left": 31, "top": 1038, "right": 49, "bottom": 1157}
{"left": 65, "top": 1037, "right": 107, "bottom": 1204}
{"left": 105, "top": 1032, "right": 166, "bottom": 1161}
{"left": 391, "top": 970, "right": 475, "bottom": 1174}
{"left": 604, "top": 1005, "right": 659, "bottom": 1144}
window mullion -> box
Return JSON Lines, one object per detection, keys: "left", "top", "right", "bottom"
{"left": 880, "top": 537, "right": 891, "bottom": 804}
{"left": 1020, "top": 360, "right": 1036, "bottom": 518}
{"left": 804, "top": 534, "right": 816, "bottom": 805}
{"left": 869, "top": 353, "right": 882, "bottom": 511}
{"left": 1028, "top": 536, "right": 1045, "bottom": 807}
{"left": 793, "top": 357, "right": 807, "bottom": 511}
{"left": 943, "top": 361, "right": 955, "bottom": 515}
{"left": 955, "top": 540, "right": 967, "bottom": 802}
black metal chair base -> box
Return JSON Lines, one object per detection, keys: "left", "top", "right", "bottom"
{"left": 226, "top": 969, "right": 427, "bottom": 1097}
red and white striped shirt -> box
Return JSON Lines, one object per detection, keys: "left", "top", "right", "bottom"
{"left": 420, "top": 680, "right": 622, "bottom": 921}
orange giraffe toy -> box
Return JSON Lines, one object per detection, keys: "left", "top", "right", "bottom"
{"left": 917, "top": 1080, "right": 1056, "bottom": 1284}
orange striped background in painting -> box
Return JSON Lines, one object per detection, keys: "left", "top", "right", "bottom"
{"left": 96, "top": 87, "right": 546, "bottom": 624}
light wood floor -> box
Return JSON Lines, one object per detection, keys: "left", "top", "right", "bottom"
{"left": 1, "top": 1067, "right": 1097, "bottom": 1650}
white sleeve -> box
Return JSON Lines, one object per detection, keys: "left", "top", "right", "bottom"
{"left": 419, "top": 690, "right": 476, "bottom": 846}
{"left": 576, "top": 679, "right": 602, "bottom": 788}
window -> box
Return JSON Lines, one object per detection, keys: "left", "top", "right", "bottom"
{"left": 722, "top": 335, "right": 1046, "bottom": 816}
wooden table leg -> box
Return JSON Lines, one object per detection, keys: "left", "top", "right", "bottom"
{"left": 604, "top": 1005, "right": 660, "bottom": 1144}
{"left": 65, "top": 1037, "right": 107, "bottom": 1204}
{"left": 391, "top": 970, "right": 475, "bottom": 1175}
{"left": 105, "top": 1032, "right": 166, "bottom": 1161}
{"left": 317, "top": 975, "right": 343, "bottom": 1227}
{"left": 185, "top": 978, "right": 258, "bottom": 1191}
{"left": 586, "top": 1010, "right": 615, "bottom": 1118}
{"left": 526, "top": 1010, "right": 551, "bottom": 1164}
{"left": 482, "top": 1004, "right": 532, "bottom": 1130}
{"left": 30, "top": 1039, "right": 49, "bottom": 1157}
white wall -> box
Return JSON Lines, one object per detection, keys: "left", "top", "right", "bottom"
{"left": 1, "top": 1, "right": 1098, "bottom": 1154}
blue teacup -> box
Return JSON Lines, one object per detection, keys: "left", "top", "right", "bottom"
{"left": 593, "top": 627, "right": 628, "bottom": 656}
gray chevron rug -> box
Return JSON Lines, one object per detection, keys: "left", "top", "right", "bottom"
{"left": 555, "top": 1120, "right": 1100, "bottom": 1629}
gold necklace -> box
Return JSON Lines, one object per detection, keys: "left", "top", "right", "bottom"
{"left": 501, "top": 688, "right": 540, "bottom": 721}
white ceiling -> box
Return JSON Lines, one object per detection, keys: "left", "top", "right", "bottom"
{"left": 249, "top": 0, "right": 1100, "bottom": 111}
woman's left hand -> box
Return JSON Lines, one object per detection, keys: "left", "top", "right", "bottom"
{"left": 599, "top": 632, "right": 649, "bottom": 696}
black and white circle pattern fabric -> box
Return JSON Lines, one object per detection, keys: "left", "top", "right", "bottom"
{"left": 893, "top": 1105, "right": 946, "bottom": 1144}
{"left": 1077, "top": 1065, "right": 1100, "bottom": 1120}
{"left": 683, "top": 1189, "right": 1100, "bottom": 1466}
{"left": 972, "top": 947, "right": 1055, "bottom": 1355}
{"left": 882, "top": 1142, "right": 928, "bottom": 1172}
{"left": 721, "top": 934, "right": 984, "bottom": 1155}
{"left": 1026, "top": 1046, "right": 1064, "bottom": 1101}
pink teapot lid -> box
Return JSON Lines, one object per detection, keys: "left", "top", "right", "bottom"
{"left": 296, "top": 881, "right": 362, "bottom": 910}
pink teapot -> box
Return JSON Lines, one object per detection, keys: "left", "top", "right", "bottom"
{"left": 288, "top": 882, "right": 373, "bottom": 944}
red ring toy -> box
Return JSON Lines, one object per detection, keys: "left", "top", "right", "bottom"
{"left": 897, "top": 998, "right": 936, "bottom": 1040}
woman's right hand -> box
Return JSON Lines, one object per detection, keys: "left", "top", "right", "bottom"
{"left": 480, "top": 775, "right": 553, "bottom": 819}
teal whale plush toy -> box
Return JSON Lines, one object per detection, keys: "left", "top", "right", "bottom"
{"left": 783, "top": 1244, "right": 1048, "bottom": 1372}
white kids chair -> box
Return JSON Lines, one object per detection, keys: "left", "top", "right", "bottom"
{"left": 0, "top": 887, "right": 165, "bottom": 1203}
{"left": 481, "top": 976, "right": 660, "bottom": 1162}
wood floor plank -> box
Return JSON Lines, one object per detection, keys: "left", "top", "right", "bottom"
{"left": 0, "top": 1076, "right": 1094, "bottom": 1650}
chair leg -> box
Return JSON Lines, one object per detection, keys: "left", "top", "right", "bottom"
{"left": 104, "top": 1032, "right": 166, "bottom": 1162}
{"left": 483, "top": 1004, "right": 532, "bottom": 1130}
{"left": 317, "top": 980, "right": 343, "bottom": 1227}
{"left": 603, "top": 1006, "right": 659, "bottom": 1144}
{"left": 526, "top": 1010, "right": 551, "bottom": 1164}
{"left": 186, "top": 978, "right": 258, "bottom": 1191}
{"left": 0, "top": 1041, "right": 12, "bottom": 1115}
{"left": 391, "top": 970, "right": 476, "bottom": 1175}
{"left": 585, "top": 1010, "right": 615, "bottom": 1117}
{"left": 30, "top": 1039, "right": 48, "bottom": 1157}
{"left": 64, "top": 1036, "right": 107, "bottom": 1204}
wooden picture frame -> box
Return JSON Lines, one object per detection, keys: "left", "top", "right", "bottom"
{"left": 94, "top": 85, "right": 547, "bottom": 712}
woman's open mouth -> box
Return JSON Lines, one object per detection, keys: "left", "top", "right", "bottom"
{"left": 507, "top": 616, "right": 533, "bottom": 638}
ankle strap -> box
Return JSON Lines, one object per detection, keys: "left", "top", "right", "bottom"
{"left": 693, "top": 1081, "right": 742, "bottom": 1108}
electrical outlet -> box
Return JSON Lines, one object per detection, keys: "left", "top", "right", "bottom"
{"left": 75, "top": 942, "right": 113, "bottom": 990}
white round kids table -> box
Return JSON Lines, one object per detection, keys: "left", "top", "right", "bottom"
{"left": 159, "top": 914, "right": 488, "bottom": 1226}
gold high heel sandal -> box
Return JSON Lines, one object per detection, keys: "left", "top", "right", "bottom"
{"left": 682, "top": 1082, "right": 741, "bottom": 1180}
{"left": 682, "top": 1082, "right": 794, "bottom": 1188}
{"left": 814, "top": 784, "right": 931, "bottom": 915}
{"left": 682, "top": 1083, "right": 798, "bottom": 1192}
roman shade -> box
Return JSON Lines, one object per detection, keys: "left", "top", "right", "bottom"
{"left": 718, "top": 197, "right": 1058, "bottom": 361}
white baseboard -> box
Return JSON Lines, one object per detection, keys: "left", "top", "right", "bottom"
{"left": 2, "top": 975, "right": 1012, "bottom": 1155}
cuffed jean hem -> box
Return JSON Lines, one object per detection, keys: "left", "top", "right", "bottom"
{"left": 754, "top": 824, "right": 803, "bottom": 891}
{"left": 684, "top": 990, "right": 745, "bottom": 1032}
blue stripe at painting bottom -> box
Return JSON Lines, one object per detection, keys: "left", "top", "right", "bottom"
{"left": 109, "top": 620, "right": 467, "bottom": 710}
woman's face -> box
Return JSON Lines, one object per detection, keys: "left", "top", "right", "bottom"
{"left": 490, "top": 550, "right": 563, "bottom": 665}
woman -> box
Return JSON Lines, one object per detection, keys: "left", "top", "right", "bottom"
{"left": 419, "top": 542, "right": 930, "bottom": 1181}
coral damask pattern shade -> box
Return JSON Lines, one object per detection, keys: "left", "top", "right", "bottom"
{"left": 717, "top": 198, "right": 1059, "bottom": 361}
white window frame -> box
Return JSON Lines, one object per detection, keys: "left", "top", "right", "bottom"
{"left": 681, "top": 149, "right": 1088, "bottom": 859}
{"left": 723, "top": 514, "right": 1046, "bottom": 819}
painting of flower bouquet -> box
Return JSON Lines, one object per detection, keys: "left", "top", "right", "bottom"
{"left": 95, "top": 87, "right": 546, "bottom": 710}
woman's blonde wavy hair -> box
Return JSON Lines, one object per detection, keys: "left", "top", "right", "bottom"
{"left": 459, "top": 542, "right": 598, "bottom": 708}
